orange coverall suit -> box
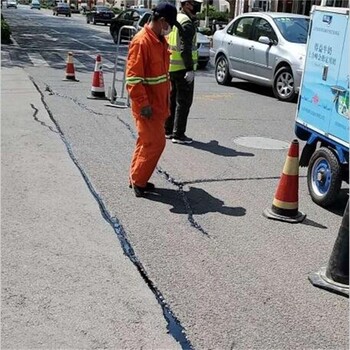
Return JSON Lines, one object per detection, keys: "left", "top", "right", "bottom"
{"left": 126, "top": 24, "right": 171, "bottom": 188}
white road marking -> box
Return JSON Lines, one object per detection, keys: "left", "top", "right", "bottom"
{"left": 28, "top": 52, "right": 50, "bottom": 67}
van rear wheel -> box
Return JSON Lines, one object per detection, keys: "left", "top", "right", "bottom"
{"left": 307, "top": 147, "right": 342, "bottom": 207}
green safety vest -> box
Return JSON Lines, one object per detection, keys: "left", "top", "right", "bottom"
{"left": 168, "top": 13, "right": 198, "bottom": 72}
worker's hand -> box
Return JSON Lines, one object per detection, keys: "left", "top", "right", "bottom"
{"left": 140, "top": 105, "right": 152, "bottom": 119}
{"left": 184, "top": 71, "right": 195, "bottom": 84}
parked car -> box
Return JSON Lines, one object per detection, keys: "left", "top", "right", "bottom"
{"left": 210, "top": 12, "right": 310, "bottom": 101}
{"left": 30, "top": 0, "right": 40, "bottom": 9}
{"left": 197, "top": 32, "right": 210, "bottom": 69}
{"left": 53, "top": 2, "right": 71, "bottom": 16}
{"left": 126, "top": 11, "right": 210, "bottom": 69}
{"left": 70, "top": 3, "right": 79, "bottom": 13}
{"left": 110, "top": 8, "right": 151, "bottom": 43}
{"left": 6, "top": 0, "right": 17, "bottom": 8}
{"left": 86, "top": 5, "right": 115, "bottom": 25}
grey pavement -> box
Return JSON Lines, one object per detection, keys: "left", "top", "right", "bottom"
{"left": 1, "top": 67, "right": 180, "bottom": 349}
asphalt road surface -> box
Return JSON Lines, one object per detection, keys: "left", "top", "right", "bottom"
{"left": 2, "top": 5, "right": 349, "bottom": 350}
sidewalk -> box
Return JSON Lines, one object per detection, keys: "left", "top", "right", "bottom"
{"left": 1, "top": 67, "right": 179, "bottom": 349}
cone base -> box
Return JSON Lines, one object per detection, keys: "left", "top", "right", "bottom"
{"left": 308, "top": 267, "right": 349, "bottom": 298}
{"left": 263, "top": 208, "right": 306, "bottom": 223}
{"left": 87, "top": 95, "right": 109, "bottom": 100}
{"left": 63, "top": 78, "right": 79, "bottom": 82}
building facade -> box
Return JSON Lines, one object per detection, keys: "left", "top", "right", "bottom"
{"left": 99, "top": 0, "right": 348, "bottom": 16}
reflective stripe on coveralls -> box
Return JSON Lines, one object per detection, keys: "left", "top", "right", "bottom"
{"left": 168, "top": 13, "right": 198, "bottom": 72}
{"left": 126, "top": 25, "right": 171, "bottom": 188}
{"left": 126, "top": 74, "right": 169, "bottom": 85}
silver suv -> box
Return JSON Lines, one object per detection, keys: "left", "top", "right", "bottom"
{"left": 210, "top": 12, "right": 310, "bottom": 101}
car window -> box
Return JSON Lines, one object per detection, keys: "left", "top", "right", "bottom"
{"left": 138, "top": 12, "right": 151, "bottom": 27}
{"left": 121, "top": 11, "right": 132, "bottom": 20}
{"left": 132, "top": 12, "right": 140, "bottom": 20}
{"left": 229, "top": 17, "right": 254, "bottom": 39}
{"left": 253, "top": 18, "right": 277, "bottom": 42}
{"left": 274, "top": 17, "right": 309, "bottom": 44}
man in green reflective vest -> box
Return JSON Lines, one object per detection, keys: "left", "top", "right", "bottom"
{"left": 165, "top": 0, "right": 202, "bottom": 144}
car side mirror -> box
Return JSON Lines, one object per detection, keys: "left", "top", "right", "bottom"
{"left": 258, "top": 36, "right": 273, "bottom": 45}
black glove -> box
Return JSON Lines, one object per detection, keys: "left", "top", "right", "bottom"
{"left": 140, "top": 105, "right": 152, "bottom": 119}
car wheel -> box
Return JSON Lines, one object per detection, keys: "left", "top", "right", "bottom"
{"left": 87, "top": 17, "right": 90, "bottom": 23}
{"left": 69, "top": 14, "right": 71, "bottom": 17}
{"left": 93, "top": 18, "right": 96, "bottom": 25}
{"left": 215, "top": 55, "right": 231, "bottom": 85}
{"left": 273, "top": 66, "right": 296, "bottom": 102}
{"left": 307, "top": 147, "right": 342, "bottom": 207}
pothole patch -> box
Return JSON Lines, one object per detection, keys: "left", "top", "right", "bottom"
{"left": 234, "top": 137, "right": 290, "bottom": 150}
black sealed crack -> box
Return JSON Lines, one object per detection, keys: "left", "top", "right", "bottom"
{"left": 30, "top": 76, "right": 193, "bottom": 350}
{"left": 30, "top": 103, "right": 59, "bottom": 134}
{"left": 182, "top": 175, "right": 306, "bottom": 186}
{"left": 44, "top": 84, "right": 207, "bottom": 237}
{"left": 45, "top": 84, "right": 137, "bottom": 138}
{"left": 44, "top": 84, "right": 104, "bottom": 116}
{"left": 156, "top": 167, "right": 209, "bottom": 236}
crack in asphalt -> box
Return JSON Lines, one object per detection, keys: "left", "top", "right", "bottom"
{"left": 44, "top": 85, "right": 104, "bottom": 116}
{"left": 44, "top": 84, "right": 209, "bottom": 237}
{"left": 182, "top": 175, "right": 307, "bottom": 186}
{"left": 30, "top": 103, "right": 59, "bottom": 134}
{"left": 156, "top": 167, "right": 210, "bottom": 236}
{"left": 30, "top": 76, "right": 193, "bottom": 350}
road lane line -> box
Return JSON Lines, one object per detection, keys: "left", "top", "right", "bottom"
{"left": 28, "top": 52, "right": 50, "bottom": 67}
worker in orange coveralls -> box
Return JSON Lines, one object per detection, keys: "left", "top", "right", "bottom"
{"left": 126, "top": 2, "right": 178, "bottom": 197}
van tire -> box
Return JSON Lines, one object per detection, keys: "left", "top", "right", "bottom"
{"left": 307, "top": 147, "right": 342, "bottom": 207}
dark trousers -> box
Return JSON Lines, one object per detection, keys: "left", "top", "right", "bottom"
{"left": 165, "top": 70, "right": 194, "bottom": 138}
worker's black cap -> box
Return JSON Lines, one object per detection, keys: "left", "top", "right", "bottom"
{"left": 153, "top": 2, "right": 177, "bottom": 26}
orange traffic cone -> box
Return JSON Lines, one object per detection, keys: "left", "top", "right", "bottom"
{"left": 63, "top": 52, "right": 79, "bottom": 82}
{"left": 308, "top": 201, "right": 348, "bottom": 297}
{"left": 87, "top": 54, "right": 108, "bottom": 100}
{"left": 263, "top": 139, "right": 306, "bottom": 223}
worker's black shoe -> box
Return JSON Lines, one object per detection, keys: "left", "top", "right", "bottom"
{"left": 132, "top": 185, "right": 145, "bottom": 197}
{"left": 172, "top": 135, "right": 193, "bottom": 144}
{"left": 128, "top": 182, "right": 155, "bottom": 190}
{"left": 129, "top": 182, "right": 155, "bottom": 197}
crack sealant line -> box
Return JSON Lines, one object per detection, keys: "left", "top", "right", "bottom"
{"left": 156, "top": 167, "right": 210, "bottom": 237}
{"left": 182, "top": 175, "right": 307, "bottom": 186}
{"left": 45, "top": 85, "right": 137, "bottom": 139}
{"left": 30, "top": 103, "right": 59, "bottom": 134}
{"left": 44, "top": 84, "right": 207, "bottom": 237}
{"left": 29, "top": 76, "right": 193, "bottom": 350}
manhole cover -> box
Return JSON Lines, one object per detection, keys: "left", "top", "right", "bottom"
{"left": 234, "top": 137, "right": 290, "bottom": 150}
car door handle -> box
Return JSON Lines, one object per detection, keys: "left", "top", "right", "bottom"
{"left": 228, "top": 41, "right": 233, "bottom": 45}
{"left": 249, "top": 45, "right": 254, "bottom": 50}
